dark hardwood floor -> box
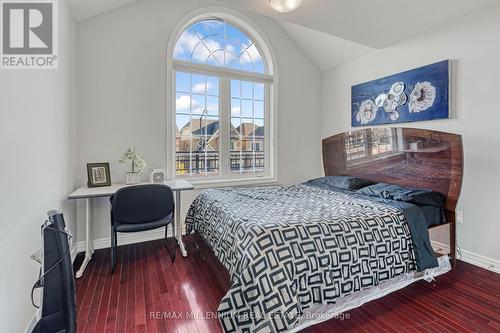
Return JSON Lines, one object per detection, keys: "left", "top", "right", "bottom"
{"left": 75, "top": 235, "right": 500, "bottom": 333}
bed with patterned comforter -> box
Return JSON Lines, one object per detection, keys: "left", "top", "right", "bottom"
{"left": 185, "top": 184, "right": 436, "bottom": 332}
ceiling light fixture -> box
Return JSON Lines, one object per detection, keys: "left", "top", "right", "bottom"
{"left": 268, "top": 0, "right": 303, "bottom": 13}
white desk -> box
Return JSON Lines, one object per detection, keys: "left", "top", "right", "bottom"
{"left": 68, "top": 179, "right": 194, "bottom": 278}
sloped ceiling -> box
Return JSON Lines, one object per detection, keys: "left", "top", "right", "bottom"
{"left": 277, "top": 20, "right": 374, "bottom": 70}
{"left": 216, "top": 0, "right": 499, "bottom": 48}
{"left": 68, "top": 0, "right": 139, "bottom": 22}
{"left": 69, "top": 0, "right": 499, "bottom": 70}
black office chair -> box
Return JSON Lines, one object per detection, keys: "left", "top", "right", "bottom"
{"left": 109, "top": 184, "right": 175, "bottom": 272}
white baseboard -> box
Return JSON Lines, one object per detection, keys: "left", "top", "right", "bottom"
{"left": 431, "top": 241, "right": 500, "bottom": 274}
{"left": 76, "top": 228, "right": 176, "bottom": 253}
{"left": 71, "top": 244, "right": 78, "bottom": 263}
{"left": 24, "top": 312, "right": 39, "bottom": 333}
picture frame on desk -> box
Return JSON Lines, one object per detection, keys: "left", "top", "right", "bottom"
{"left": 86, "top": 162, "right": 111, "bottom": 187}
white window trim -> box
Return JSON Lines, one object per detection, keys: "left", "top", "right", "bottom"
{"left": 165, "top": 7, "right": 279, "bottom": 187}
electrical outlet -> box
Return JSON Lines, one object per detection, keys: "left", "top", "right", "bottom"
{"left": 456, "top": 210, "right": 463, "bottom": 224}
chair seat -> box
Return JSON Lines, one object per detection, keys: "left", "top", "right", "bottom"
{"left": 114, "top": 214, "right": 173, "bottom": 233}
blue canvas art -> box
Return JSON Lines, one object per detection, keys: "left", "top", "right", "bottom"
{"left": 351, "top": 60, "right": 450, "bottom": 127}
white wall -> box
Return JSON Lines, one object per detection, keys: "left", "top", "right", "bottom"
{"left": 321, "top": 3, "right": 500, "bottom": 263}
{"left": 0, "top": 1, "right": 77, "bottom": 332}
{"left": 76, "top": 0, "right": 322, "bottom": 242}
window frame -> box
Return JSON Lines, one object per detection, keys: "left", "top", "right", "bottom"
{"left": 166, "top": 9, "right": 278, "bottom": 188}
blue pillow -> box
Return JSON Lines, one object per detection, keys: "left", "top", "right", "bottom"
{"left": 304, "top": 176, "right": 374, "bottom": 191}
{"left": 357, "top": 183, "right": 444, "bottom": 207}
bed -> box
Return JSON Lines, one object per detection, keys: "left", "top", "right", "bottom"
{"left": 185, "top": 127, "right": 463, "bottom": 333}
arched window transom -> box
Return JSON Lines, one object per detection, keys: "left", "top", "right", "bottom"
{"left": 174, "top": 19, "right": 266, "bottom": 74}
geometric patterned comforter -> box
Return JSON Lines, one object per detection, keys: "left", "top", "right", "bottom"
{"left": 185, "top": 185, "right": 416, "bottom": 332}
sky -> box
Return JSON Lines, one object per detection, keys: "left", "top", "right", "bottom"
{"left": 173, "top": 19, "right": 266, "bottom": 134}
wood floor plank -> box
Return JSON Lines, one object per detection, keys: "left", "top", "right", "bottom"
{"left": 115, "top": 245, "right": 129, "bottom": 333}
{"left": 76, "top": 249, "right": 98, "bottom": 322}
{"left": 135, "top": 244, "right": 147, "bottom": 333}
{"left": 125, "top": 244, "right": 137, "bottom": 333}
{"left": 104, "top": 246, "right": 124, "bottom": 333}
{"left": 75, "top": 235, "right": 500, "bottom": 333}
{"left": 79, "top": 250, "right": 104, "bottom": 332}
{"left": 149, "top": 241, "right": 167, "bottom": 333}
{"left": 399, "top": 280, "right": 500, "bottom": 329}
{"left": 94, "top": 248, "right": 114, "bottom": 333}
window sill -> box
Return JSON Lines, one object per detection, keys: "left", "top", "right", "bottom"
{"left": 185, "top": 176, "right": 280, "bottom": 189}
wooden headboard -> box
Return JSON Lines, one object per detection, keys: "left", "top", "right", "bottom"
{"left": 322, "top": 127, "right": 463, "bottom": 265}
{"left": 322, "top": 127, "right": 464, "bottom": 213}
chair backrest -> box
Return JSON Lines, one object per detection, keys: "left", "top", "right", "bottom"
{"left": 111, "top": 184, "right": 174, "bottom": 224}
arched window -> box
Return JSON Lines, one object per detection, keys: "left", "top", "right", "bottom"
{"left": 169, "top": 14, "right": 275, "bottom": 183}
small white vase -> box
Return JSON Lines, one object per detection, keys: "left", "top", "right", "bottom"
{"left": 126, "top": 172, "right": 140, "bottom": 185}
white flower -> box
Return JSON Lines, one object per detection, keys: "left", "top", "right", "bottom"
{"left": 119, "top": 146, "right": 146, "bottom": 173}
{"left": 356, "top": 100, "right": 378, "bottom": 125}
{"left": 389, "top": 111, "right": 400, "bottom": 121}
{"left": 390, "top": 82, "right": 405, "bottom": 95}
{"left": 395, "top": 92, "right": 407, "bottom": 106}
{"left": 383, "top": 97, "right": 398, "bottom": 113}
{"left": 375, "top": 94, "right": 387, "bottom": 107}
{"left": 409, "top": 81, "right": 436, "bottom": 113}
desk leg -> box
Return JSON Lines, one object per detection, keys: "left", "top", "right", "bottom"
{"left": 76, "top": 198, "right": 94, "bottom": 278}
{"left": 175, "top": 191, "right": 188, "bottom": 257}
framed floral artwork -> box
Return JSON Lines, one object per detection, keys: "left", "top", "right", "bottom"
{"left": 86, "top": 163, "right": 111, "bottom": 187}
{"left": 351, "top": 60, "right": 450, "bottom": 127}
